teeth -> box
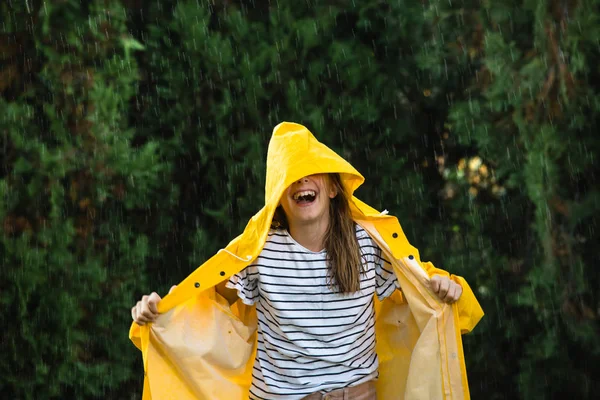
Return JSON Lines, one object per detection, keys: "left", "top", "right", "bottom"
{"left": 293, "top": 190, "right": 316, "bottom": 200}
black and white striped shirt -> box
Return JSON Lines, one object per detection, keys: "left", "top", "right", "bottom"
{"left": 226, "top": 225, "right": 399, "bottom": 400}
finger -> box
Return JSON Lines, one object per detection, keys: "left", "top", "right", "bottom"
{"left": 140, "top": 297, "right": 158, "bottom": 321}
{"left": 140, "top": 306, "right": 157, "bottom": 321}
{"left": 452, "top": 283, "right": 463, "bottom": 302}
{"left": 137, "top": 305, "right": 154, "bottom": 323}
{"left": 136, "top": 301, "right": 142, "bottom": 318}
{"left": 134, "top": 303, "right": 148, "bottom": 325}
{"left": 147, "top": 292, "right": 161, "bottom": 314}
{"left": 135, "top": 314, "right": 151, "bottom": 325}
{"left": 438, "top": 279, "right": 450, "bottom": 299}
{"left": 136, "top": 302, "right": 148, "bottom": 321}
{"left": 444, "top": 284, "right": 456, "bottom": 303}
{"left": 169, "top": 285, "right": 177, "bottom": 294}
{"left": 430, "top": 276, "right": 441, "bottom": 293}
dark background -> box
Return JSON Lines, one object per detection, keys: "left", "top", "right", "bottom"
{"left": 1, "top": 1, "right": 599, "bottom": 399}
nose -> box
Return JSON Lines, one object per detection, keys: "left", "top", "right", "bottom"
{"left": 296, "top": 177, "right": 309, "bottom": 184}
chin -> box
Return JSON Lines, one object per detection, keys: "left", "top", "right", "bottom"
{"left": 294, "top": 210, "right": 327, "bottom": 225}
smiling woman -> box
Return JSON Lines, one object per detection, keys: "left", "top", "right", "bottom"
{"left": 224, "top": 169, "right": 401, "bottom": 399}
{"left": 130, "top": 122, "right": 481, "bottom": 400}
{"left": 272, "top": 173, "right": 365, "bottom": 293}
{"left": 279, "top": 174, "right": 337, "bottom": 230}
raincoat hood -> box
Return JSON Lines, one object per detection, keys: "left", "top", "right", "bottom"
{"left": 265, "top": 121, "right": 364, "bottom": 205}
{"left": 129, "top": 122, "right": 484, "bottom": 400}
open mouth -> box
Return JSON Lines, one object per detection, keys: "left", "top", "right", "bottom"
{"left": 292, "top": 190, "right": 317, "bottom": 205}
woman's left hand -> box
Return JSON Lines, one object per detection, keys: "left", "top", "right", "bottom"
{"left": 430, "top": 275, "right": 463, "bottom": 304}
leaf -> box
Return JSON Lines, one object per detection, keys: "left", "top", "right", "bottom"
{"left": 13, "top": 157, "right": 33, "bottom": 174}
{"left": 120, "top": 36, "right": 145, "bottom": 60}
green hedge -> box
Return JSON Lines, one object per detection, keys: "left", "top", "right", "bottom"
{"left": 1, "top": 1, "right": 598, "bottom": 398}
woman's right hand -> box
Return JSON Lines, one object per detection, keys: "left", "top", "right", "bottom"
{"left": 131, "top": 285, "right": 176, "bottom": 326}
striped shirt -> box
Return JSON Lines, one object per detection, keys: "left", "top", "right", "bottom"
{"left": 226, "top": 225, "right": 399, "bottom": 399}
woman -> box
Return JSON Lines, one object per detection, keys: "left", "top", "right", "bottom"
{"left": 131, "top": 122, "right": 480, "bottom": 400}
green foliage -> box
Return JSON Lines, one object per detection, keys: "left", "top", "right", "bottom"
{"left": 1, "top": 1, "right": 169, "bottom": 398}
{"left": 1, "top": 0, "right": 598, "bottom": 398}
{"left": 421, "top": 0, "right": 600, "bottom": 398}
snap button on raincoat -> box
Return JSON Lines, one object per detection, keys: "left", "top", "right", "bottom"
{"left": 129, "top": 122, "right": 484, "bottom": 400}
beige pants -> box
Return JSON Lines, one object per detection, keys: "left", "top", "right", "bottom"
{"left": 301, "top": 380, "right": 377, "bottom": 400}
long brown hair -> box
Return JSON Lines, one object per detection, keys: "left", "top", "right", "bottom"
{"left": 271, "top": 173, "right": 364, "bottom": 293}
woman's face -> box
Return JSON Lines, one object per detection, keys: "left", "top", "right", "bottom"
{"left": 279, "top": 174, "right": 338, "bottom": 228}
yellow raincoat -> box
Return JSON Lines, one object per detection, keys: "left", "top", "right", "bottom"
{"left": 129, "top": 122, "right": 484, "bottom": 400}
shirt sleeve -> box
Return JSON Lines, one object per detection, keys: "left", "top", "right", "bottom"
{"left": 375, "top": 245, "right": 400, "bottom": 301}
{"left": 226, "top": 265, "right": 259, "bottom": 306}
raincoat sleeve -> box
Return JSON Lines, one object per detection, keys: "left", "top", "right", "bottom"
{"left": 421, "top": 261, "right": 483, "bottom": 334}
